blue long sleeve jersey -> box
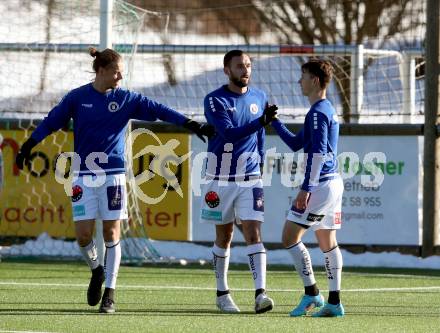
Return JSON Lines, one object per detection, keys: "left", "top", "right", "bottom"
{"left": 204, "top": 85, "right": 267, "bottom": 179}
{"left": 31, "top": 83, "right": 188, "bottom": 175}
{"left": 272, "top": 99, "right": 339, "bottom": 192}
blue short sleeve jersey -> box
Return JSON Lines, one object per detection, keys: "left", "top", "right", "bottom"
{"left": 272, "top": 99, "right": 339, "bottom": 192}
{"left": 31, "top": 83, "right": 188, "bottom": 175}
{"left": 204, "top": 85, "right": 267, "bottom": 179}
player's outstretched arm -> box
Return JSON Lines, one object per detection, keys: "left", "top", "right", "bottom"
{"left": 182, "top": 120, "right": 215, "bottom": 143}
{"left": 17, "top": 92, "right": 74, "bottom": 170}
{"left": 301, "top": 112, "right": 329, "bottom": 192}
{"left": 27, "top": 92, "right": 74, "bottom": 152}
{"left": 132, "top": 94, "right": 216, "bottom": 142}
{"left": 205, "top": 97, "right": 278, "bottom": 142}
{"left": 272, "top": 119, "right": 304, "bottom": 152}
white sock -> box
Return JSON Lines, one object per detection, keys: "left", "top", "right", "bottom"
{"left": 324, "top": 246, "right": 343, "bottom": 291}
{"left": 247, "top": 243, "right": 267, "bottom": 291}
{"left": 287, "top": 241, "right": 316, "bottom": 287}
{"left": 79, "top": 240, "right": 99, "bottom": 270}
{"left": 212, "top": 244, "right": 230, "bottom": 292}
{"left": 104, "top": 240, "right": 121, "bottom": 289}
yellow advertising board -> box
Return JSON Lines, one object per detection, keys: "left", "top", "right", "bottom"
{"left": 0, "top": 128, "right": 190, "bottom": 241}
{"left": 130, "top": 130, "right": 191, "bottom": 241}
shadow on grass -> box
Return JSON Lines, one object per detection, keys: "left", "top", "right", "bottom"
{"left": 0, "top": 307, "right": 273, "bottom": 316}
{"left": 4, "top": 261, "right": 440, "bottom": 278}
{"left": 347, "top": 311, "right": 439, "bottom": 317}
{"left": 0, "top": 304, "right": 289, "bottom": 315}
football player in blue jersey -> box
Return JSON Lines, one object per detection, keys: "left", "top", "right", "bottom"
{"left": 272, "top": 59, "right": 344, "bottom": 317}
{"left": 15, "top": 47, "right": 214, "bottom": 313}
{"left": 200, "top": 50, "right": 277, "bottom": 314}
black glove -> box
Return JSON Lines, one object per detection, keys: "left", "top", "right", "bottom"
{"left": 183, "top": 119, "right": 216, "bottom": 143}
{"left": 260, "top": 163, "right": 264, "bottom": 176}
{"left": 16, "top": 138, "right": 38, "bottom": 170}
{"left": 259, "top": 104, "right": 278, "bottom": 126}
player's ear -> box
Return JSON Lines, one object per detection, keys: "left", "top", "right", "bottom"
{"left": 224, "top": 66, "right": 230, "bottom": 76}
{"left": 97, "top": 66, "right": 105, "bottom": 76}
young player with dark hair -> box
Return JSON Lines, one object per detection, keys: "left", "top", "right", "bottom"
{"left": 201, "top": 49, "right": 277, "bottom": 314}
{"left": 16, "top": 47, "right": 214, "bottom": 314}
{"left": 272, "top": 59, "right": 344, "bottom": 317}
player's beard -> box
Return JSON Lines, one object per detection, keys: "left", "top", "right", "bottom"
{"left": 230, "top": 75, "right": 249, "bottom": 88}
{"left": 110, "top": 80, "right": 120, "bottom": 89}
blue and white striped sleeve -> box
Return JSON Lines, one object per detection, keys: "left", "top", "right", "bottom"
{"left": 271, "top": 119, "right": 304, "bottom": 152}
{"left": 257, "top": 126, "right": 265, "bottom": 166}
{"left": 204, "top": 95, "right": 262, "bottom": 142}
{"left": 301, "top": 112, "right": 329, "bottom": 192}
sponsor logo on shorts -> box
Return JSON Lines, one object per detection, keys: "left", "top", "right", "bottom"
{"left": 252, "top": 188, "right": 264, "bottom": 212}
{"left": 71, "top": 185, "right": 83, "bottom": 202}
{"left": 290, "top": 205, "right": 305, "bottom": 217}
{"left": 73, "top": 205, "right": 85, "bottom": 217}
{"left": 205, "top": 191, "right": 220, "bottom": 208}
{"left": 306, "top": 213, "right": 325, "bottom": 222}
{"left": 107, "top": 185, "right": 123, "bottom": 211}
{"left": 334, "top": 212, "right": 342, "bottom": 225}
{"left": 201, "top": 209, "right": 222, "bottom": 221}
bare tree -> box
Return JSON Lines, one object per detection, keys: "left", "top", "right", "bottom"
{"left": 247, "top": 0, "right": 424, "bottom": 122}
{"left": 40, "top": 0, "right": 55, "bottom": 94}
{"left": 129, "top": 0, "right": 424, "bottom": 122}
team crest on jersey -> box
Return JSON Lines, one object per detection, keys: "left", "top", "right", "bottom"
{"left": 205, "top": 191, "right": 220, "bottom": 208}
{"left": 108, "top": 101, "right": 120, "bottom": 112}
{"left": 249, "top": 103, "right": 259, "bottom": 114}
{"left": 71, "top": 185, "right": 83, "bottom": 202}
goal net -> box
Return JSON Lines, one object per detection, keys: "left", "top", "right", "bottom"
{"left": 0, "top": 0, "right": 170, "bottom": 262}
{"left": 0, "top": 0, "right": 425, "bottom": 261}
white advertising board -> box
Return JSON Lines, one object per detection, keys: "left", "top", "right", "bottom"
{"left": 191, "top": 135, "right": 420, "bottom": 245}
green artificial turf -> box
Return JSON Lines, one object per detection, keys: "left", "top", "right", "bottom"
{"left": 1, "top": 262, "right": 440, "bottom": 333}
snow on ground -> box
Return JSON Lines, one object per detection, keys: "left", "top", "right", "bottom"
{"left": 1, "top": 233, "right": 439, "bottom": 269}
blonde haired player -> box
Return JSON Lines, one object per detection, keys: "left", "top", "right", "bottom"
{"left": 16, "top": 48, "right": 214, "bottom": 313}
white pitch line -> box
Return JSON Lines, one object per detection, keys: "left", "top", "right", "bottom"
{"left": 1, "top": 281, "right": 440, "bottom": 293}
{"left": 273, "top": 271, "right": 440, "bottom": 280}
{"left": 343, "top": 272, "right": 440, "bottom": 280}
{"left": 0, "top": 331, "right": 60, "bottom": 333}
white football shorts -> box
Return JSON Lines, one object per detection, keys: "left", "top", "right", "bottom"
{"left": 71, "top": 173, "right": 128, "bottom": 222}
{"left": 287, "top": 176, "right": 343, "bottom": 230}
{"left": 200, "top": 179, "right": 264, "bottom": 225}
